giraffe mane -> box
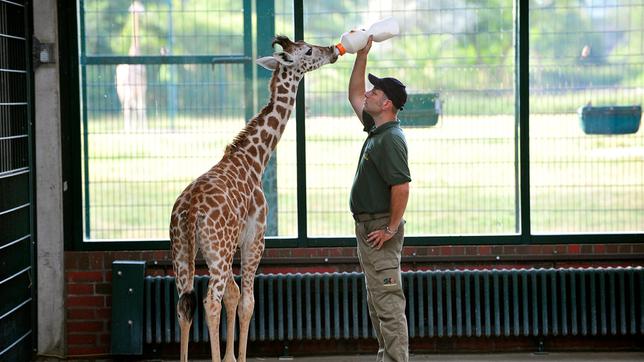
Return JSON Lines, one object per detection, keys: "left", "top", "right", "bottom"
{"left": 225, "top": 64, "right": 280, "bottom": 155}
{"left": 225, "top": 100, "right": 276, "bottom": 155}
{"left": 225, "top": 118, "right": 257, "bottom": 155}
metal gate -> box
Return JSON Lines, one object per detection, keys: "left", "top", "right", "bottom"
{"left": 0, "top": 0, "right": 35, "bottom": 360}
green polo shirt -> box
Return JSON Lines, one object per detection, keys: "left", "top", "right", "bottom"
{"left": 350, "top": 112, "right": 411, "bottom": 214}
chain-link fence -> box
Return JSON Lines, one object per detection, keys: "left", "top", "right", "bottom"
{"left": 78, "top": 0, "right": 643, "bottom": 241}
{"left": 529, "top": 1, "right": 644, "bottom": 233}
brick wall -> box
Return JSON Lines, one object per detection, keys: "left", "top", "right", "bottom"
{"left": 65, "top": 251, "right": 167, "bottom": 357}
{"left": 64, "top": 243, "right": 643, "bottom": 358}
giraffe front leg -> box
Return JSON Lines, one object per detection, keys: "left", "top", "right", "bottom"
{"left": 237, "top": 285, "right": 255, "bottom": 362}
{"left": 204, "top": 280, "right": 225, "bottom": 362}
{"left": 223, "top": 278, "right": 240, "bottom": 362}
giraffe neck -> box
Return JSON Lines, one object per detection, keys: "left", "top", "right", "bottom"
{"left": 131, "top": 11, "right": 141, "bottom": 56}
{"left": 228, "top": 65, "right": 302, "bottom": 174}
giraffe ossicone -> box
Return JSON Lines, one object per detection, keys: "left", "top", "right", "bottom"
{"left": 170, "top": 36, "right": 337, "bottom": 362}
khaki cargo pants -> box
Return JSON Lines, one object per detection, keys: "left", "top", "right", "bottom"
{"left": 355, "top": 215, "right": 408, "bottom": 362}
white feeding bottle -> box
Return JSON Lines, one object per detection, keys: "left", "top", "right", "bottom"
{"left": 335, "top": 17, "right": 400, "bottom": 55}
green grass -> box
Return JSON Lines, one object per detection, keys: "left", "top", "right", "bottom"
{"left": 82, "top": 113, "right": 644, "bottom": 240}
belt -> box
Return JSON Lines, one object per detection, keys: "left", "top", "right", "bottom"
{"left": 352, "top": 212, "right": 390, "bottom": 222}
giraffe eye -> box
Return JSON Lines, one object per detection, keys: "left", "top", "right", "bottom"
{"left": 305, "top": 48, "right": 313, "bottom": 56}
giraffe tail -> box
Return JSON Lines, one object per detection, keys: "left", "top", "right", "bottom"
{"left": 171, "top": 205, "right": 201, "bottom": 324}
{"left": 178, "top": 289, "right": 198, "bottom": 323}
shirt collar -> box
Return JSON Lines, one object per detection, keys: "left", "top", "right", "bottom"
{"left": 369, "top": 120, "right": 400, "bottom": 135}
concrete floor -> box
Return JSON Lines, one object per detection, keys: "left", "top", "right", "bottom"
{"left": 242, "top": 352, "right": 644, "bottom": 362}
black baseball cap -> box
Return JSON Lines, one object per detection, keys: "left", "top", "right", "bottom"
{"left": 368, "top": 73, "right": 407, "bottom": 110}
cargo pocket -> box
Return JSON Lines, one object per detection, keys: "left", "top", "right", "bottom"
{"left": 371, "top": 267, "right": 405, "bottom": 318}
{"left": 373, "top": 258, "right": 399, "bottom": 272}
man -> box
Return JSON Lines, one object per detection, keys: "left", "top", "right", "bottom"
{"left": 347, "top": 36, "right": 411, "bottom": 362}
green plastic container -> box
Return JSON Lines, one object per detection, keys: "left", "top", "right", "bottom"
{"left": 578, "top": 105, "right": 641, "bottom": 135}
{"left": 401, "top": 93, "right": 441, "bottom": 127}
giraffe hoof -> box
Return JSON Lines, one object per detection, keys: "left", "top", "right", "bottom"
{"left": 222, "top": 357, "right": 237, "bottom": 362}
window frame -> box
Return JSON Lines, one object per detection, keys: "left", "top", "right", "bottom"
{"left": 61, "top": 0, "right": 643, "bottom": 251}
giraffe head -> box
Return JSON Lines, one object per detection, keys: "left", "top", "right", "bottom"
{"left": 256, "top": 36, "right": 338, "bottom": 74}
{"left": 129, "top": 1, "right": 145, "bottom": 13}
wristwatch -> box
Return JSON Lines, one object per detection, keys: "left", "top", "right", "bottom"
{"left": 384, "top": 226, "right": 397, "bottom": 235}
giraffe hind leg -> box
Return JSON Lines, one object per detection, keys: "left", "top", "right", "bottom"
{"left": 198, "top": 224, "right": 234, "bottom": 362}
{"left": 177, "top": 290, "right": 197, "bottom": 362}
{"left": 204, "top": 275, "right": 227, "bottom": 362}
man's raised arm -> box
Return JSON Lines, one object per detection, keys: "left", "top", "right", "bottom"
{"left": 348, "top": 36, "right": 373, "bottom": 124}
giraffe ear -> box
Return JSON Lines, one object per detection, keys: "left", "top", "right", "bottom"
{"left": 256, "top": 52, "right": 294, "bottom": 70}
{"left": 255, "top": 57, "right": 277, "bottom": 70}
{"left": 256, "top": 56, "right": 279, "bottom": 70}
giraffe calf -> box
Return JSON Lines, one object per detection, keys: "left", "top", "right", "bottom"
{"left": 170, "top": 36, "right": 338, "bottom": 362}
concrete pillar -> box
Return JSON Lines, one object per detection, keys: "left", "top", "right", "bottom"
{"left": 34, "top": 0, "right": 65, "bottom": 356}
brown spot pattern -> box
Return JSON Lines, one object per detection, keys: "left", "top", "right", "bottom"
{"left": 276, "top": 105, "right": 287, "bottom": 118}
{"left": 267, "top": 117, "right": 279, "bottom": 130}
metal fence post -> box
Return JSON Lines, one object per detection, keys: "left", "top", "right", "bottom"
{"left": 256, "top": 0, "right": 278, "bottom": 236}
